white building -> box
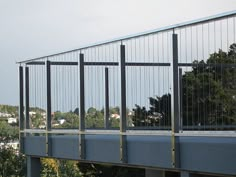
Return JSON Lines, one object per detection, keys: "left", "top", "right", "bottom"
{"left": 8, "top": 117, "right": 17, "bottom": 124}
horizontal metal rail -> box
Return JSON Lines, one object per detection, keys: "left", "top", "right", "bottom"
{"left": 26, "top": 61, "right": 78, "bottom": 65}
{"left": 126, "top": 62, "right": 170, "bottom": 66}
{"left": 84, "top": 62, "right": 119, "bottom": 66}
{"left": 178, "top": 63, "right": 236, "bottom": 68}
{"left": 20, "top": 129, "right": 236, "bottom": 137}
{"left": 25, "top": 61, "right": 171, "bottom": 67}
{"left": 17, "top": 10, "right": 236, "bottom": 64}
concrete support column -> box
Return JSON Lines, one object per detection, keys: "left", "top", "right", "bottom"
{"left": 181, "top": 171, "right": 192, "bottom": 177}
{"left": 27, "top": 156, "right": 41, "bottom": 177}
{"left": 145, "top": 169, "right": 166, "bottom": 177}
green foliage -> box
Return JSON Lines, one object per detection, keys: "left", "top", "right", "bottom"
{"left": 86, "top": 107, "right": 104, "bottom": 128}
{"left": 59, "top": 160, "right": 81, "bottom": 177}
{"left": 0, "top": 122, "right": 25, "bottom": 177}
{"left": 31, "top": 112, "right": 44, "bottom": 128}
{"left": 41, "top": 158, "right": 81, "bottom": 177}
{"left": 132, "top": 43, "right": 236, "bottom": 127}
{"left": 109, "top": 118, "right": 120, "bottom": 128}
{"left": 109, "top": 107, "right": 120, "bottom": 114}
{"left": 0, "top": 104, "right": 18, "bottom": 116}
{"left": 41, "top": 158, "right": 59, "bottom": 177}
{"left": 54, "top": 111, "right": 79, "bottom": 129}
{"left": 0, "top": 121, "right": 18, "bottom": 143}
{"left": 0, "top": 147, "right": 26, "bottom": 177}
{"left": 132, "top": 94, "right": 171, "bottom": 127}
{"left": 77, "top": 162, "right": 144, "bottom": 177}
{"left": 182, "top": 44, "right": 236, "bottom": 126}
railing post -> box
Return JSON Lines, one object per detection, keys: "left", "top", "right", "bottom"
{"left": 104, "top": 67, "right": 109, "bottom": 129}
{"left": 79, "top": 53, "right": 86, "bottom": 159}
{"left": 120, "top": 44, "right": 127, "bottom": 163}
{"left": 46, "top": 60, "right": 51, "bottom": 156}
{"left": 19, "top": 65, "right": 24, "bottom": 153}
{"left": 179, "top": 68, "right": 183, "bottom": 132}
{"left": 171, "top": 33, "right": 180, "bottom": 168}
{"left": 25, "top": 66, "right": 30, "bottom": 129}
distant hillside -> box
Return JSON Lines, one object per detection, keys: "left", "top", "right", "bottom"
{"left": 0, "top": 104, "right": 18, "bottom": 116}
{"left": 0, "top": 104, "right": 45, "bottom": 117}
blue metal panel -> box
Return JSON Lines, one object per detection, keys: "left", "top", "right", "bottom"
{"left": 179, "top": 136, "right": 236, "bottom": 175}
{"left": 24, "top": 136, "right": 46, "bottom": 156}
{"left": 24, "top": 135, "right": 236, "bottom": 176}
{"left": 85, "top": 135, "right": 120, "bottom": 163}
{"left": 51, "top": 136, "right": 79, "bottom": 160}
{"left": 127, "top": 136, "right": 171, "bottom": 168}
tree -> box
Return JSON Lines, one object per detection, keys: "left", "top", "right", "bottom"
{"left": 0, "top": 121, "right": 26, "bottom": 177}
{"left": 77, "top": 162, "right": 144, "bottom": 177}
{"left": 0, "top": 146, "right": 25, "bottom": 177}
{"left": 86, "top": 107, "right": 104, "bottom": 128}
{"left": 59, "top": 160, "right": 81, "bottom": 177}
{"left": 132, "top": 43, "right": 236, "bottom": 128}
{"left": 132, "top": 94, "right": 171, "bottom": 127}
{"left": 54, "top": 111, "right": 80, "bottom": 129}
{"left": 41, "top": 158, "right": 82, "bottom": 177}
{"left": 74, "top": 107, "right": 79, "bottom": 115}
{"left": 41, "top": 158, "right": 59, "bottom": 177}
{"left": 182, "top": 45, "right": 236, "bottom": 127}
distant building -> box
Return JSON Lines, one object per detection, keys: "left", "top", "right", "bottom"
{"left": 29, "top": 111, "right": 36, "bottom": 116}
{"left": 58, "top": 119, "right": 66, "bottom": 125}
{"left": 0, "top": 141, "right": 19, "bottom": 150}
{"left": 41, "top": 112, "right": 46, "bottom": 119}
{"left": 8, "top": 117, "right": 17, "bottom": 124}
{"left": 0, "top": 112, "right": 12, "bottom": 118}
{"left": 39, "top": 125, "right": 46, "bottom": 129}
{"left": 111, "top": 114, "right": 120, "bottom": 119}
{"left": 128, "top": 111, "right": 134, "bottom": 116}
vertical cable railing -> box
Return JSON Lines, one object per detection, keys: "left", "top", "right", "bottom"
{"left": 177, "top": 14, "right": 236, "bottom": 131}
{"left": 18, "top": 11, "right": 236, "bottom": 137}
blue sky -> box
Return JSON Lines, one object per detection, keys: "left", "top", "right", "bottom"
{"left": 0, "top": 0, "right": 236, "bottom": 105}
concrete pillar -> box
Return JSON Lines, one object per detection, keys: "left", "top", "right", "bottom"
{"left": 145, "top": 169, "right": 165, "bottom": 177}
{"left": 27, "top": 156, "right": 41, "bottom": 177}
{"left": 181, "top": 171, "right": 192, "bottom": 177}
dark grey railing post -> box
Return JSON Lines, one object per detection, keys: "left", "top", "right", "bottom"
{"left": 171, "top": 33, "right": 180, "bottom": 168}
{"left": 179, "top": 68, "right": 183, "bottom": 132}
{"left": 25, "top": 66, "right": 30, "bottom": 129}
{"left": 120, "top": 44, "right": 127, "bottom": 163}
{"left": 19, "top": 66, "right": 24, "bottom": 153}
{"left": 104, "top": 67, "right": 109, "bottom": 129}
{"left": 79, "top": 53, "right": 85, "bottom": 159}
{"left": 46, "top": 60, "right": 51, "bottom": 156}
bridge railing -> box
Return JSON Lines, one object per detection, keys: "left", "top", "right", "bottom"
{"left": 18, "top": 11, "right": 236, "bottom": 137}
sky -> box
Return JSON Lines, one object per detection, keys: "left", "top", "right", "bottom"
{"left": 0, "top": 0, "right": 236, "bottom": 106}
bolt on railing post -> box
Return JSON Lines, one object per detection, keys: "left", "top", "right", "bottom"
{"left": 171, "top": 33, "right": 180, "bottom": 168}
{"left": 104, "top": 67, "right": 109, "bottom": 129}
{"left": 79, "top": 53, "right": 86, "bottom": 159}
{"left": 25, "top": 66, "right": 30, "bottom": 129}
{"left": 46, "top": 60, "right": 52, "bottom": 156}
{"left": 19, "top": 65, "right": 24, "bottom": 153}
{"left": 120, "top": 44, "right": 127, "bottom": 163}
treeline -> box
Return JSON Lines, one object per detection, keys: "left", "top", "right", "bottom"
{"left": 132, "top": 43, "right": 236, "bottom": 128}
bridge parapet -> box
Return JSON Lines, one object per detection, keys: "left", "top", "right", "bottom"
{"left": 18, "top": 11, "right": 236, "bottom": 176}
